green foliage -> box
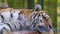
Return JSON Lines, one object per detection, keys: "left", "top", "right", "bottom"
{"left": 1, "top": 0, "right": 5, "bottom": 3}
{"left": 27, "top": 0, "right": 34, "bottom": 9}
{"left": 0, "top": 0, "right": 57, "bottom": 29}
{"left": 7, "top": 0, "right": 25, "bottom": 9}
{"left": 58, "top": 0, "right": 60, "bottom": 6}
{"left": 44, "top": 0, "right": 57, "bottom": 29}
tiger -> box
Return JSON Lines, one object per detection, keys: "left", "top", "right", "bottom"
{"left": 0, "top": 23, "right": 11, "bottom": 34}
{"left": 0, "top": 7, "right": 54, "bottom": 34}
{"left": 0, "top": 9, "right": 24, "bottom": 31}
{"left": 28, "top": 4, "right": 54, "bottom": 34}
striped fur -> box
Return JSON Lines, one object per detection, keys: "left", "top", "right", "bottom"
{"left": 0, "top": 8, "right": 54, "bottom": 34}
{"left": 0, "top": 23, "right": 11, "bottom": 34}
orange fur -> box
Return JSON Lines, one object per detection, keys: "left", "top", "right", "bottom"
{"left": 39, "top": 11, "right": 52, "bottom": 27}
{"left": 0, "top": 8, "right": 52, "bottom": 27}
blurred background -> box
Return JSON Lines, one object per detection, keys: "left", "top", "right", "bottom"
{"left": 57, "top": 0, "right": 60, "bottom": 34}
{"left": 0, "top": 0, "right": 58, "bottom": 34}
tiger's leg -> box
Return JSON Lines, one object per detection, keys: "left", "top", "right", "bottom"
{"left": 0, "top": 27, "right": 11, "bottom": 34}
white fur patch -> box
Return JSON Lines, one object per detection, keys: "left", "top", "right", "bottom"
{"left": 43, "top": 13, "right": 49, "bottom": 19}
{"left": 1, "top": 12, "right": 11, "bottom": 23}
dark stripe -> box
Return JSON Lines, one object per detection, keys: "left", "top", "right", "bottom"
{"left": 33, "top": 23, "right": 36, "bottom": 27}
{"left": 0, "top": 28, "right": 3, "bottom": 34}
{"left": 14, "top": 24, "right": 16, "bottom": 30}
{"left": 30, "top": 13, "right": 39, "bottom": 26}
{"left": 49, "top": 25, "right": 52, "bottom": 29}
{"left": 10, "top": 13, "right": 13, "bottom": 18}
{"left": 37, "top": 14, "right": 40, "bottom": 19}
{"left": 34, "top": 13, "right": 38, "bottom": 19}
{"left": 18, "top": 13, "right": 20, "bottom": 15}
{"left": 18, "top": 22, "right": 22, "bottom": 28}
{"left": 5, "top": 23, "right": 12, "bottom": 31}
{"left": 1, "top": 15, "right": 4, "bottom": 20}
{"left": 0, "top": 27, "right": 7, "bottom": 34}
{"left": 38, "top": 14, "right": 40, "bottom": 17}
